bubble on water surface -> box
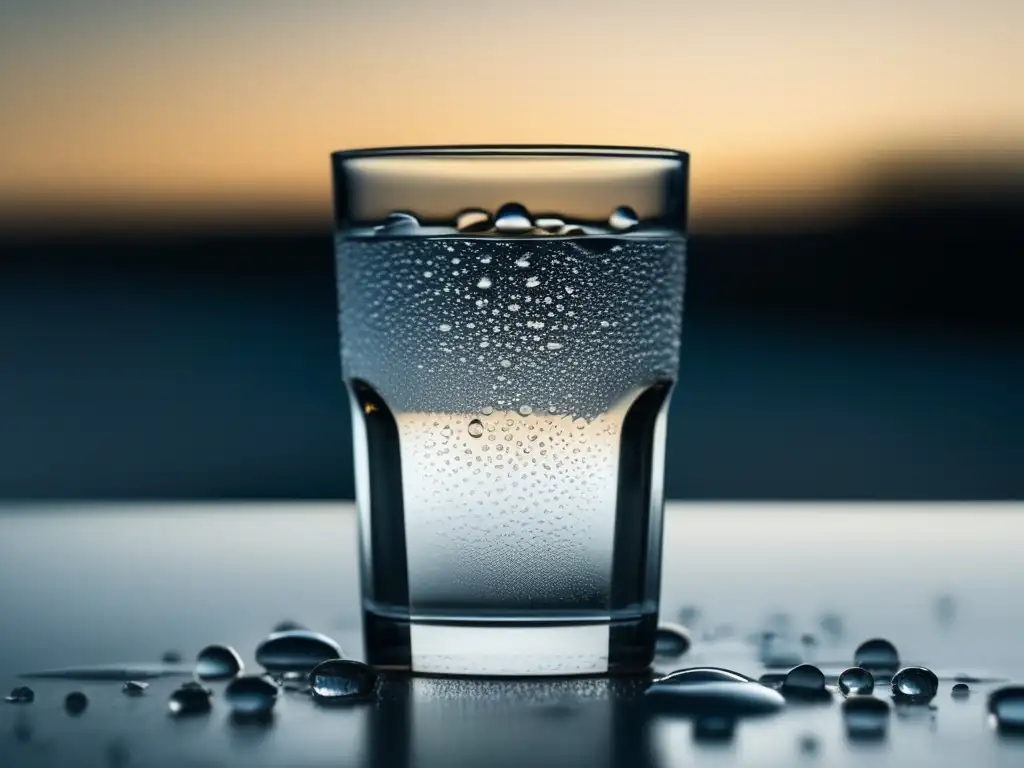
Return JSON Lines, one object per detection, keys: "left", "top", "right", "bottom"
{"left": 255, "top": 630, "right": 343, "bottom": 673}
{"left": 854, "top": 638, "right": 899, "bottom": 672}
{"left": 168, "top": 685, "right": 212, "bottom": 717}
{"left": 225, "top": 676, "right": 278, "bottom": 718}
{"left": 494, "top": 203, "right": 533, "bottom": 234}
{"left": 838, "top": 667, "right": 874, "bottom": 697}
{"left": 842, "top": 696, "right": 889, "bottom": 741}
{"left": 5, "top": 686, "right": 34, "bottom": 704}
{"left": 456, "top": 209, "right": 493, "bottom": 233}
{"left": 195, "top": 644, "right": 243, "bottom": 680}
{"left": 890, "top": 666, "right": 938, "bottom": 704}
{"left": 310, "top": 659, "right": 378, "bottom": 702}
{"left": 608, "top": 206, "right": 639, "bottom": 231}
{"left": 375, "top": 212, "right": 420, "bottom": 235}
{"left": 64, "top": 691, "right": 88, "bottom": 716}
{"left": 654, "top": 624, "right": 691, "bottom": 657}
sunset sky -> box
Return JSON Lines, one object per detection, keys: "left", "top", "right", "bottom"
{"left": 1, "top": 0, "right": 1021, "bottom": 231}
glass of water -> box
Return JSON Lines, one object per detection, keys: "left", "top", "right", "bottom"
{"left": 332, "top": 146, "right": 688, "bottom": 675}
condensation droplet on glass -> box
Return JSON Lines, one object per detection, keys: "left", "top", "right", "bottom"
{"left": 439, "top": 323, "right": 451, "bottom": 332}
{"left": 468, "top": 420, "right": 485, "bottom": 438}
{"left": 518, "top": 405, "right": 533, "bottom": 416}
{"left": 526, "top": 276, "right": 541, "bottom": 288}
{"left": 546, "top": 342, "right": 563, "bottom": 350}
{"left": 476, "top": 277, "right": 493, "bottom": 290}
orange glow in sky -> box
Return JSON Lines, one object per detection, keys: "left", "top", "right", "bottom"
{"left": 0, "top": 1, "right": 1021, "bottom": 230}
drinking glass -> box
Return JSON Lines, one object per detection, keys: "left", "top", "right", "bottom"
{"left": 332, "top": 146, "right": 688, "bottom": 675}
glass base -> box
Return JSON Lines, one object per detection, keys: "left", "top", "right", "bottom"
{"left": 363, "top": 610, "right": 655, "bottom": 676}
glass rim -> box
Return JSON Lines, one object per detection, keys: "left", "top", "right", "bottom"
{"left": 332, "top": 144, "right": 688, "bottom": 161}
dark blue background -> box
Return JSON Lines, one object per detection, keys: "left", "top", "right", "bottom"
{"left": 1, "top": 188, "right": 1021, "bottom": 500}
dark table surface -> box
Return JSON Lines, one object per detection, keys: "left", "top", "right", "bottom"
{"left": 2, "top": 502, "right": 1023, "bottom": 767}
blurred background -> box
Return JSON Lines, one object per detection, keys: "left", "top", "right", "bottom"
{"left": 0, "top": 0, "right": 1021, "bottom": 500}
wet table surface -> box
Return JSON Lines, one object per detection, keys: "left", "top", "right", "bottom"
{"left": 2, "top": 502, "right": 1023, "bottom": 767}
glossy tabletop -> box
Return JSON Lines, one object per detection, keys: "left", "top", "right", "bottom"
{"left": 2, "top": 502, "right": 1022, "bottom": 767}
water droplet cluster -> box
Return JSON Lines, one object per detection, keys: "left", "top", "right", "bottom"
{"left": 338, "top": 213, "right": 685, "bottom": 615}
{"left": 337, "top": 230, "right": 685, "bottom": 419}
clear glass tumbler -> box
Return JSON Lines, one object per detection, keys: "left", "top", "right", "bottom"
{"left": 332, "top": 146, "right": 688, "bottom": 675}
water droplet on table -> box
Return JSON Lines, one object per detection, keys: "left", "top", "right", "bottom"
{"left": 19, "top": 663, "right": 189, "bottom": 680}
{"left": 64, "top": 691, "right": 88, "bottom": 716}
{"left": 646, "top": 667, "right": 784, "bottom": 716}
{"left": 494, "top": 203, "right": 533, "bottom": 234}
{"left": 890, "top": 666, "right": 938, "bottom": 704}
{"left": 838, "top": 667, "right": 874, "bottom": 697}
{"left": 161, "top": 650, "right": 183, "bottom": 664}
{"left": 842, "top": 696, "right": 889, "bottom": 740}
{"left": 310, "top": 659, "right": 378, "bottom": 702}
{"left": 122, "top": 680, "right": 148, "bottom": 696}
{"left": 456, "top": 209, "right": 493, "bottom": 233}
{"left": 608, "top": 206, "right": 639, "bottom": 231}
{"left": 255, "top": 630, "right": 343, "bottom": 673}
{"left": 375, "top": 212, "right": 420, "bottom": 235}
{"left": 951, "top": 682, "right": 970, "bottom": 699}
{"left": 168, "top": 684, "right": 212, "bottom": 716}
{"left": 5, "top": 686, "right": 34, "bottom": 704}
{"left": 782, "top": 664, "right": 829, "bottom": 701}
{"left": 854, "top": 638, "right": 899, "bottom": 672}
{"left": 784, "top": 664, "right": 825, "bottom": 689}
{"left": 989, "top": 686, "right": 1024, "bottom": 731}
{"left": 225, "top": 676, "right": 279, "bottom": 718}
{"left": 195, "top": 644, "right": 244, "bottom": 680}
{"left": 273, "top": 620, "right": 307, "bottom": 632}
{"left": 654, "top": 624, "right": 691, "bottom": 657}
